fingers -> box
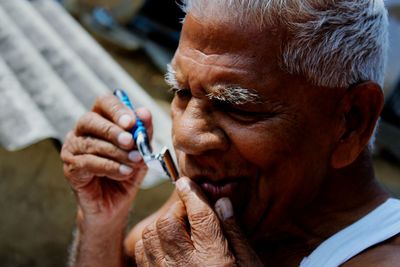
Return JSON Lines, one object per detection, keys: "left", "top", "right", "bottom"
{"left": 155, "top": 201, "right": 194, "bottom": 260}
{"left": 75, "top": 112, "right": 134, "bottom": 150}
{"left": 65, "top": 133, "right": 142, "bottom": 167}
{"left": 175, "top": 177, "right": 227, "bottom": 248}
{"left": 61, "top": 94, "right": 154, "bottom": 194}
{"left": 141, "top": 223, "right": 165, "bottom": 266}
{"left": 92, "top": 94, "right": 154, "bottom": 140}
{"left": 61, "top": 131, "right": 146, "bottom": 181}
{"left": 135, "top": 240, "right": 150, "bottom": 267}
{"left": 215, "top": 198, "right": 263, "bottom": 267}
{"left": 62, "top": 152, "right": 138, "bottom": 185}
{"left": 93, "top": 94, "right": 136, "bottom": 130}
{"left": 137, "top": 201, "right": 194, "bottom": 266}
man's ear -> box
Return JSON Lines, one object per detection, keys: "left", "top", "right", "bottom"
{"left": 330, "top": 81, "right": 384, "bottom": 169}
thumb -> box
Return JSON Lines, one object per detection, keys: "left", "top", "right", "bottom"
{"left": 215, "top": 198, "right": 263, "bottom": 267}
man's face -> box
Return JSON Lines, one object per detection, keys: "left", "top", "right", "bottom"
{"left": 169, "top": 14, "right": 343, "bottom": 239}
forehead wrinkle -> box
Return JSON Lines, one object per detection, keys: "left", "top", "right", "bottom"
{"left": 178, "top": 49, "right": 250, "bottom": 74}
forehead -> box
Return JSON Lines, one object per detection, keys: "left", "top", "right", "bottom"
{"left": 172, "top": 14, "right": 289, "bottom": 97}
{"left": 180, "top": 13, "right": 280, "bottom": 56}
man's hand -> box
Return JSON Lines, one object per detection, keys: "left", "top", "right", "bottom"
{"left": 135, "top": 177, "right": 263, "bottom": 266}
{"left": 61, "top": 94, "right": 152, "bottom": 224}
{"left": 60, "top": 94, "right": 152, "bottom": 267}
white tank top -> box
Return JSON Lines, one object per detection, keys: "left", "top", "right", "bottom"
{"left": 300, "top": 198, "right": 400, "bottom": 267}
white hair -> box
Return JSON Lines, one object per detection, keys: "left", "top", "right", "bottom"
{"left": 180, "top": 0, "right": 388, "bottom": 89}
{"left": 179, "top": 0, "right": 388, "bottom": 149}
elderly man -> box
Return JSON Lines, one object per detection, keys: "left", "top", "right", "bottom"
{"left": 61, "top": 0, "right": 400, "bottom": 266}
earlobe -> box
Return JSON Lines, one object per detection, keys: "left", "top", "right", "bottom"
{"left": 330, "top": 81, "right": 384, "bottom": 169}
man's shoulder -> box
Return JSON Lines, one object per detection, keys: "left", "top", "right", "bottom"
{"left": 342, "top": 234, "right": 400, "bottom": 267}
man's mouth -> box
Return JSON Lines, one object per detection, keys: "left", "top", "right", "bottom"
{"left": 196, "top": 179, "right": 242, "bottom": 203}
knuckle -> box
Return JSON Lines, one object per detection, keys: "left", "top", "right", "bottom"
{"left": 75, "top": 112, "right": 94, "bottom": 135}
{"left": 156, "top": 215, "right": 176, "bottom": 233}
{"left": 63, "top": 159, "right": 79, "bottom": 177}
{"left": 108, "top": 145, "right": 122, "bottom": 157}
{"left": 191, "top": 208, "right": 217, "bottom": 226}
{"left": 60, "top": 143, "right": 70, "bottom": 159}
{"left": 135, "top": 240, "right": 144, "bottom": 251}
{"left": 109, "top": 102, "right": 124, "bottom": 120}
{"left": 77, "top": 112, "right": 92, "bottom": 125}
{"left": 60, "top": 148, "right": 70, "bottom": 162}
{"left": 102, "top": 159, "right": 118, "bottom": 174}
{"left": 101, "top": 122, "right": 116, "bottom": 140}
{"left": 82, "top": 136, "right": 96, "bottom": 154}
{"left": 95, "top": 94, "right": 108, "bottom": 106}
{"left": 142, "top": 223, "right": 157, "bottom": 241}
{"left": 134, "top": 240, "right": 145, "bottom": 261}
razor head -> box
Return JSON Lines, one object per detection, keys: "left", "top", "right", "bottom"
{"left": 159, "top": 147, "right": 179, "bottom": 182}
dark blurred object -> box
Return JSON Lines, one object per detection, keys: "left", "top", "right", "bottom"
{"left": 376, "top": 0, "right": 400, "bottom": 162}
{"left": 378, "top": 80, "right": 400, "bottom": 161}
{"left": 382, "top": 82, "right": 400, "bottom": 127}
{"left": 76, "top": 0, "right": 184, "bottom": 72}
{"left": 126, "top": 0, "right": 183, "bottom": 50}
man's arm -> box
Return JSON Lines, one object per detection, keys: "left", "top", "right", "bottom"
{"left": 124, "top": 190, "right": 179, "bottom": 259}
{"left": 61, "top": 94, "right": 153, "bottom": 267}
{"left": 343, "top": 235, "right": 400, "bottom": 267}
{"left": 69, "top": 209, "right": 129, "bottom": 267}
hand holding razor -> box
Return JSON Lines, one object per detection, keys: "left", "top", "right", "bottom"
{"left": 113, "top": 89, "right": 179, "bottom": 182}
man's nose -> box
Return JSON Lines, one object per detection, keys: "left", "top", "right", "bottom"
{"left": 173, "top": 99, "right": 229, "bottom": 155}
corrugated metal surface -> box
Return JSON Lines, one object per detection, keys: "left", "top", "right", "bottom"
{"left": 0, "top": 0, "right": 172, "bottom": 188}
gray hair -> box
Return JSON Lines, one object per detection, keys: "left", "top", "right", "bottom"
{"left": 180, "top": 0, "right": 388, "bottom": 89}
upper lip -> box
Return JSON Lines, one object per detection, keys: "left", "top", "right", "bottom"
{"left": 177, "top": 155, "right": 251, "bottom": 184}
{"left": 184, "top": 173, "right": 245, "bottom": 185}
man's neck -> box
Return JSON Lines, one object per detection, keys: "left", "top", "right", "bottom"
{"left": 300, "top": 151, "right": 389, "bottom": 238}
{"left": 256, "top": 150, "right": 390, "bottom": 265}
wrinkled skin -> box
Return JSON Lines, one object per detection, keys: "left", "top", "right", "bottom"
{"left": 61, "top": 10, "right": 398, "bottom": 267}
{"left": 169, "top": 13, "right": 344, "bottom": 239}
{"left": 135, "top": 177, "right": 262, "bottom": 267}
{"left": 61, "top": 95, "right": 154, "bottom": 266}
{"left": 61, "top": 92, "right": 263, "bottom": 266}
{"left": 61, "top": 95, "right": 152, "bottom": 223}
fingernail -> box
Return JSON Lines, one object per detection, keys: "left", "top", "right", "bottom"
{"left": 118, "top": 114, "right": 132, "bottom": 128}
{"left": 176, "top": 178, "right": 190, "bottom": 193}
{"left": 128, "top": 151, "right": 142, "bottom": 163}
{"left": 215, "top": 197, "right": 233, "bottom": 221}
{"left": 118, "top": 132, "right": 133, "bottom": 146}
{"left": 119, "top": 164, "right": 133, "bottom": 175}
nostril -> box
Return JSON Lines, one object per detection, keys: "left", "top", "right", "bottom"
{"left": 174, "top": 127, "right": 229, "bottom": 155}
{"left": 172, "top": 98, "right": 229, "bottom": 155}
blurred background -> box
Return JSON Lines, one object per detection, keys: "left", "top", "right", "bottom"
{"left": 0, "top": 0, "right": 399, "bottom": 266}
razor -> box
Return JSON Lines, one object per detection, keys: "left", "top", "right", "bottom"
{"left": 114, "top": 89, "right": 179, "bottom": 182}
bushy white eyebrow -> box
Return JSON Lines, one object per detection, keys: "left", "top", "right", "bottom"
{"left": 165, "top": 64, "right": 261, "bottom": 105}
{"left": 206, "top": 84, "right": 261, "bottom": 105}
{"left": 165, "top": 64, "right": 180, "bottom": 90}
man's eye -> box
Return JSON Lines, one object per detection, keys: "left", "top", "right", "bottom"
{"left": 227, "top": 109, "right": 270, "bottom": 123}
{"left": 216, "top": 102, "right": 275, "bottom": 123}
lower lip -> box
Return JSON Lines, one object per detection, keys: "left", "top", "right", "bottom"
{"left": 199, "top": 181, "right": 240, "bottom": 203}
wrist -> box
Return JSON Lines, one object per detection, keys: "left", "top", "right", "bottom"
{"left": 77, "top": 207, "right": 129, "bottom": 231}
{"left": 74, "top": 215, "right": 129, "bottom": 267}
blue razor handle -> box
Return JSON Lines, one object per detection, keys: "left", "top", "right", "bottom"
{"left": 113, "top": 89, "right": 152, "bottom": 156}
